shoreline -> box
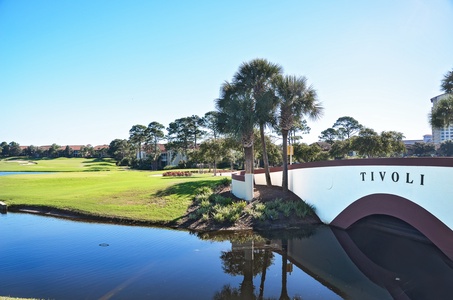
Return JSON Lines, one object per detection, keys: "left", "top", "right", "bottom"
{"left": 7, "top": 185, "right": 323, "bottom": 232}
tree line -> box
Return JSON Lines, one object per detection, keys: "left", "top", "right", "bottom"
{"left": 3, "top": 62, "right": 452, "bottom": 182}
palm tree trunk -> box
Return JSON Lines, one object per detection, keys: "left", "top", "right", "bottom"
{"left": 260, "top": 123, "right": 272, "bottom": 186}
{"left": 244, "top": 145, "right": 254, "bottom": 201}
{"left": 282, "top": 129, "right": 289, "bottom": 192}
{"left": 244, "top": 146, "right": 254, "bottom": 174}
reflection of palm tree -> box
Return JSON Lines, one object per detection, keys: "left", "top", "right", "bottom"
{"left": 279, "top": 239, "right": 290, "bottom": 300}
{"left": 218, "top": 241, "right": 274, "bottom": 300}
{"left": 258, "top": 241, "right": 272, "bottom": 300}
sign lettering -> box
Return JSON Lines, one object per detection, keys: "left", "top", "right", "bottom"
{"left": 360, "top": 171, "right": 425, "bottom": 186}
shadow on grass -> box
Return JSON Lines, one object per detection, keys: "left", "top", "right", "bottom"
{"left": 155, "top": 179, "right": 222, "bottom": 198}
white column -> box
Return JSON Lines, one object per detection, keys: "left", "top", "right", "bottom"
{"left": 244, "top": 174, "right": 254, "bottom": 201}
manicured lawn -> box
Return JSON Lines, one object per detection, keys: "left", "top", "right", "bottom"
{"left": 0, "top": 158, "right": 228, "bottom": 223}
{"left": 0, "top": 157, "right": 119, "bottom": 172}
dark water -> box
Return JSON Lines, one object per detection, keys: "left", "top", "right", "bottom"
{"left": 1, "top": 213, "right": 452, "bottom": 300}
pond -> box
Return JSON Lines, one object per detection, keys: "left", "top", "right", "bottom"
{"left": 0, "top": 172, "right": 52, "bottom": 176}
{"left": 1, "top": 213, "right": 452, "bottom": 300}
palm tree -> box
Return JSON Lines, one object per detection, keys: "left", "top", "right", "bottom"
{"left": 430, "top": 68, "right": 453, "bottom": 130}
{"left": 216, "top": 82, "right": 256, "bottom": 200}
{"left": 441, "top": 68, "right": 453, "bottom": 94}
{"left": 429, "top": 96, "right": 453, "bottom": 129}
{"left": 233, "top": 58, "right": 283, "bottom": 186}
{"left": 274, "top": 75, "right": 323, "bottom": 191}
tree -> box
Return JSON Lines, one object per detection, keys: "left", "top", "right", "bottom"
{"left": 216, "top": 82, "right": 256, "bottom": 200}
{"left": 197, "top": 139, "right": 226, "bottom": 175}
{"left": 333, "top": 116, "right": 363, "bottom": 139}
{"left": 8, "top": 141, "right": 21, "bottom": 156}
{"left": 288, "top": 119, "right": 311, "bottom": 145}
{"left": 166, "top": 116, "right": 206, "bottom": 165}
{"left": 410, "top": 142, "right": 435, "bottom": 157}
{"left": 146, "top": 121, "right": 165, "bottom": 169}
{"left": 274, "top": 74, "right": 323, "bottom": 191}
{"left": 441, "top": 68, "right": 453, "bottom": 94}
{"left": 48, "top": 143, "right": 61, "bottom": 158}
{"left": 318, "top": 128, "right": 339, "bottom": 145}
{"left": 352, "top": 128, "right": 382, "bottom": 157}
{"left": 108, "top": 139, "right": 134, "bottom": 164}
{"left": 232, "top": 58, "right": 282, "bottom": 186}
{"left": 429, "top": 96, "right": 453, "bottom": 129}
{"left": 329, "top": 139, "right": 353, "bottom": 159}
{"left": 429, "top": 68, "right": 453, "bottom": 129}
{"left": 63, "top": 145, "right": 73, "bottom": 158}
{"left": 438, "top": 140, "right": 453, "bottom": 156}
{"left": 379, "top": 131, "right": 406, "bottom": 157}
{"left": 202, "top": 111, "right": 220, "bottom": 140}
{"left": 129, "top": 124, "right": 148, "bottom": 161}
{"left": 24, "top": 145, "right": 38, "bottom": 158}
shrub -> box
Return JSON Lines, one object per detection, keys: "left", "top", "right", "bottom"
{"left": 209, "top": 194, "right": 233, "bottom": 206}
{"left": 162, "top": 171, "right": 192, "bottom": 177}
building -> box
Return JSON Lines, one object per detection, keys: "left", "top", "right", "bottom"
{"left": 431, "top": 93, "right": 453, "bottom": 145}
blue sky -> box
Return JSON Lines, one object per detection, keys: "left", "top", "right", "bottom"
{"left": 1, "top": 0, "right": 452, "bottom": 146}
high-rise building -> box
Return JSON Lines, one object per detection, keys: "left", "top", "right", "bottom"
{"left": 431, "top": 93, "right": 453, "bottom": 145}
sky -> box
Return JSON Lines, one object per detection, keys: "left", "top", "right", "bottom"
{"left": 1, "top": 0, "right": 453, "bottom": 147}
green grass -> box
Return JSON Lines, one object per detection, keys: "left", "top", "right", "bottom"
{"left": 0, "top": 158, "right": 228, "bottom": 223}
{"left": 0, "top": 157, "right": 119, "bottom": 172}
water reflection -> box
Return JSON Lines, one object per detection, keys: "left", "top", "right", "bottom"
{"left": 1, "top": 213, "right": 452, "bottom": 299}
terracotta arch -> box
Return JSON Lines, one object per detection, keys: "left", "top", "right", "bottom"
{"left": 331, "top": 193, "right": 453, "bottom": 261}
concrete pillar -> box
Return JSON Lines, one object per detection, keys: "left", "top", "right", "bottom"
{"left": 0, "top": 201, "right": 7, "bottom": 214}
{"left": 245, "top": 174, "right": 254, "bottom": 201}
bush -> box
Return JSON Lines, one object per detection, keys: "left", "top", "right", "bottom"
{"left": 162, "top": 171, "right": 192, "bottom": 177}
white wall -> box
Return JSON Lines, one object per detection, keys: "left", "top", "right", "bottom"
{"left": 232, "top": 161, "right": 453, "bottom": 230}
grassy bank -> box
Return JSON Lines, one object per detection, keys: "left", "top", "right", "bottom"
{"left": 0, "top": 157, "right": 227, "bottom": 223}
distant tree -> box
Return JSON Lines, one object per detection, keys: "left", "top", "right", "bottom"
{"left": 129, "top": 124, "right": 148, "bottom": 161}
{"left": 429, "top": 96, "right": 453, "bottom": 129}
{"left": 429, "top": 68, "right": 453, "bottom": 129}
{"left": 318, "top": 128, "right": 339, "bottom": 145}
{"left": 441, "top": 68, "right": 453, "bottom": 94}
{"left": 63, "top": 145, "right": 73, "bottom": 158}
{"left": 352, "top": 128, "right": 382, "bottom": 158}
{"left": 166, "top": 116, "right": 205, "bottom": 164}
{"left": 108, "top": 139, "right": 134, "bottom": 164}
{"left": 7, "top": 141, "right": 21, "bottom": 156}
{"left": 274, "top": 74, "right": 323, "bottom": 191}
{"left": 293, "top": 142, "right": 323, "bottom": 163}
{"left": 329, "top": 139, "right": 353, "bottom": 159}
{"left": 80, "top": 145, "right": 94, "bottom": 157}
{"left": 288, "top": 119, "right": 311, "bottom": 145}
{"left": 0, "top": 142, "right": 4, "bottom": 156}
{"left": 202, "top": 111, "right": 221, "bottom": 140}
{"left": 197, "top": 139, "right": 227, "bottom": 174}
{"left": 1, "top": 141, "right": 9, "bottom": 156}
{"left": 379, "top": 131, "right": 406, "bottom": 157}
{"left": 48, "top": 143, "right": 61, "bottom": 158}
{"left": 332, "top": 116, "right": 363, "bottom": 140}
{"left": 146, "top": 121, "right": 165, "bottom": 169}
{"left": 23, "top": 145, "right": 38, "bottom": 157}
{"left": 438, "top": 140, "right": 453, "bottom": 156}
{"left": 411, "top": 142, "right": 435, "bottom": 157}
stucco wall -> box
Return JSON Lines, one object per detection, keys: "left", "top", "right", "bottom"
{"left": 232, "top": 158, "right": 453, "bottom": 229}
